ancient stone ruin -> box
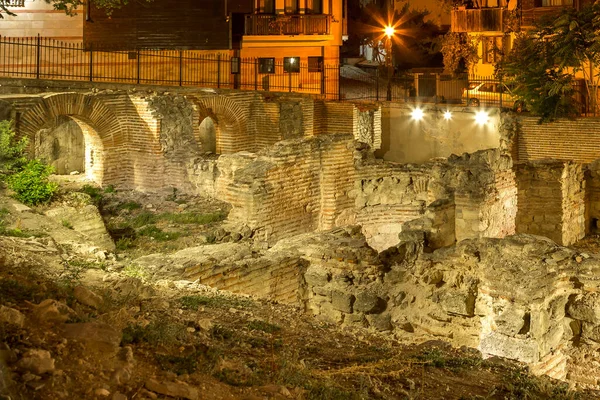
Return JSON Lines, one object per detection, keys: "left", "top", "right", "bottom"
{"left": 4, "top": 85, "right": 600, "bottom": 389}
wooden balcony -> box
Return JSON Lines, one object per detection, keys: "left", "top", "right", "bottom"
{"left": 451, "top": 8, "right": 506, "bottom": 32}
{"left": 244, "top": 14, "right": 330, "bottom": 36}
{"left": 520, "top": 7, "right": 566, "bottom": 28}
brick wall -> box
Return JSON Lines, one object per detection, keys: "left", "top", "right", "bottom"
{"left": 517, "top": 117, "right": 600, "bottom": 164}
{"left": 183, "top": 256, "right": 307, "bottom": 305}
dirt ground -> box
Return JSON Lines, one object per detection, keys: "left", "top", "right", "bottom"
{"left": 1, "top": 180, "right": 599, "bottom": 400}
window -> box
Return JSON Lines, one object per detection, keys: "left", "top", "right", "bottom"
{"left": 258, "top": 0, "right": 275, "bottom": 14}
{"left": 308, "top": 56, "right": 323, "bottom": 72}
{"left": 284, "top": 57, "right": 300, "bottom": 73}
{"left": 258, "top": 58, "right": 275, "bottom": 74}
{"left": 285, "top": 0, "right": 298, "bottom": 14}
{"left": 5, "top": 0, "right": 25, "bottom": 5}
{"left": 306, "top": 0, "right": 322, "bottom": 14}
{"left": 482, "top": 36, "right": 508, "bottom": 64}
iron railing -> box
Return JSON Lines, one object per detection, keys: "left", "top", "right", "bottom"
{"left": 244, "top": 14, "right": 330, "bottom": 35}
{"left": 0, "top": 35, "right": 340, "bottom": 99}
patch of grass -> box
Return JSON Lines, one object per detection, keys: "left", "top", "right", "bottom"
{"left": 80, "top": 184, "right": 103, "bottom": 206}
{"left": 179, "top": 294, "right": 253, "bottom": 310}
{"left": 118, "top": 201, "right": 142, "bottom": 211}
{"left": 103, "top": 185, "right": 116, "bottom": 194}
{"left": 0, "top": 279, "right": 36, "bottom": 303}
{"left": 137, "top": 225, "right": 180, "bottom": 241}
{"left": 247, "top": 320, "right": 281, "bottom": 334}
{"left": 61, "top": 219, "right": 73, "bottom": 229}
{"left": 0, "top": 207, "right": 35, "bottom": 237}
{"left": 417, "top": 348, "right": 482, "bottom": 370}
{"left": 155, "top": 352, "right": 202, "bottom": 375}
{"left": 210, "top": 325, "right": 235, "bottom": 341}
{"left": 130, "top": 211, "right": 159, "bottom": 227}
{"left": 116, "top": 237, "right": 135, "bottom": 251}
{"left": 497, "top": 369, "right": 583, "bottom": 400}
{"left": 122, "top": 264, "right": 149, "bottom": 280}
{"left": 121, "top": 320, "right": 188, "bottom": 346}
{"left": 160, "top": 211, "right": 226, "bottom": 225}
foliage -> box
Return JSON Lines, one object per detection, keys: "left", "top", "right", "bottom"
{"left": 440, "top": 32, "right": 480, "bottom": 75}
{"left": 501, "top": 33, "right": 578, "bottom": 122}
{"left": 541, "top": 3, "right": 600, "bottom": 115}
{"left": 8, "top": 160, "right": 58, "bottom": 205}
{"left": 247, "top": 320, "right": 281, "bottom": 334}
{"left": 0, "top": 120, "right": 27, "bottom": 180}
{"left": 80, "top": 184, "right": 104, "bottom": 206}
{"left": 179, "top": 294, "right": 252, "bottom": 310}
{"left": 0, "top": 0, "right": 154, "bottom": 19}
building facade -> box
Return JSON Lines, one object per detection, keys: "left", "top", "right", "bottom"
{"left": 450, "top": 0, "right": 592, "bottom": 77}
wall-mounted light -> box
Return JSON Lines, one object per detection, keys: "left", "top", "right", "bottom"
{"left": 411, "top": 108, "right": 424, "bottom": 121}
{"left": 475, "top": 110, "right": 489, "bottom": 125}
{"left": 443, "top": 111, "right": 452, "bottom": 120}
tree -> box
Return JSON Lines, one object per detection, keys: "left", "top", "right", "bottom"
{"left": 501, "top": 32, "right": 579, "bottom": 122}
{"left": 501, "top": 3, "right": 600, "bottom": 119}
{"left": 0, "top": 0, "right": 152, "bottom": 19}
{"left": 439, "top": 32, "right": 479, "bottom": 75}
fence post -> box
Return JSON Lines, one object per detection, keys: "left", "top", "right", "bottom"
{"left": 499, "top": 75, "right": 503, "bottom": 109}
{"left": 179, "top": 50, "right": 183, "bottom": 86}
{"left": 376, "top": 68, "right": 379, "bottom": 102}
{"left": 217, "top": 54, "right": 221, "bottom": 88}
{"left": 35, "top": 34, "right": 41, "bottom": 79}
{"left": 136, "top": 49, "right": 140, "bottom": 84}
{"left": 338, "top": 64, "right": 341, "bottom": 101}
{"left": 254, "top": 60, "right": 258, "bottom": 91}
{"left": 88, "top": 43, "right": 93, "bottom": 82}
{"left": 288, "top": 69, "right": 292, "bottom": 92}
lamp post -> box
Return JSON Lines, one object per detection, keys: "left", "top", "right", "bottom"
{"left": 384, "top": 26, "right": 394, "bottom": 101}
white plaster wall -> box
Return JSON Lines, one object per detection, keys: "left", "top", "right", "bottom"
{"left": 377, "top": 104, "right": 501, "bottom": 164}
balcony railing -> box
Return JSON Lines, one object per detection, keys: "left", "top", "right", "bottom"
{"left": 520, "top": 7, "right": 565, "bottom": 27}
{"left": 244, "top": 14, "right": 330, "bottom": 36}
{"left": 451, "top": 8, "right": 506, "bottom": 32}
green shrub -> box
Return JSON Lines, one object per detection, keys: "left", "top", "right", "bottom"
{"left": 0, "top": 120, "right": 27, "bottom": 179}
{"left": 8, "top": 160, "right": 58, "bottom": 205}
{"left": 80, "top": 185, "right": 103, "bottom": 206}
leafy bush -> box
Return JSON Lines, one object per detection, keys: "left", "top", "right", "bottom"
{"left": 8, "top": 160, "right": 58, "bottom": 205}
{"left": 0, "top": 120, "right": 27, "bottom": 179}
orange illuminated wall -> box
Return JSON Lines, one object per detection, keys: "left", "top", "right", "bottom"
{"left": 1, "top": 0, "right": 83, "bottom": 40}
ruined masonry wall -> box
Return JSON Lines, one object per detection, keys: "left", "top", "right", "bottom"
{"left": 516, "top": 161, "right": 585, "bottom": 246}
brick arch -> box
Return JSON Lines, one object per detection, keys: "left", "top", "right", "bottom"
{"left": 16, "top": 93, "right": 127, "bottom": 186}
{"left": 190, "top": 95, "right": 252, "bottom": 154}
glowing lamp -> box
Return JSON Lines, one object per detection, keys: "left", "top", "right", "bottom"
{"left": 475, "top": 110, "right": 489, "bottom": 125}
{"left": 443, "top": 111, "right": 452, "bottom": 120}
{"left": 384, "top": 26, "right": 395, "bottom": 38}
{"left": 411, "top": 108, "right": 424, "bottom": 121}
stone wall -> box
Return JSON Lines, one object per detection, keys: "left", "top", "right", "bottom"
{"left": 516, "top": 161, "right": 585, "bottom": 246}
{"left": 212, "top": 134, "right": 355, "bottom": 244}
{"left": 276, "top": 230, "right": 600, "bottom": 385}
{"left": 351, "top": 149, "right": 517, "bottom": 251}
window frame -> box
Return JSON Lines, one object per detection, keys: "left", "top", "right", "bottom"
{"left": 258, "top": 57, "right": 276, "bottom": 74}
{"left": 308, "top": 56, "right": 323, "bottom": 72}
{"left": 283, "top": 57, "right": 300, "bottom": 73}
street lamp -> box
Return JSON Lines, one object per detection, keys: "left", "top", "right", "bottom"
{"left": 384, "top": 25, "right": 395, "bottom": 101}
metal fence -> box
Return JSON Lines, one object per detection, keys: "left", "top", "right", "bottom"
{"left": 0, "top": 35, "right": 340, "bottom": 99}
{"left": 340, "top": 68, "right": 593, "bottom": 114}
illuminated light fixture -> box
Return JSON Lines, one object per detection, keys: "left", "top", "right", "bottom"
{"left": 290, "top": 57, "right": 296, "bottom": 64}
{"left": 443, "top": 111, "right": 452, "bottom": 120}
{"left": 411, "top": 108, "right": 424, "bottom": 121}
{"left": 475, "top": 110, "right": 489, "bottom": 125}
{"left": 384, "top": 25, "right": 395, "bottom": 38}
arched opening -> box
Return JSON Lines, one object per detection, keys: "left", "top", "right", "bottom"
{"left": 199, "top": 116, "right": 219, "bottom": 154}
{"left": 35, "top": 115, "right": 85, "bottom": 175}
{"left": 34, "top": 115, "right": 104, "bottom": 183}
